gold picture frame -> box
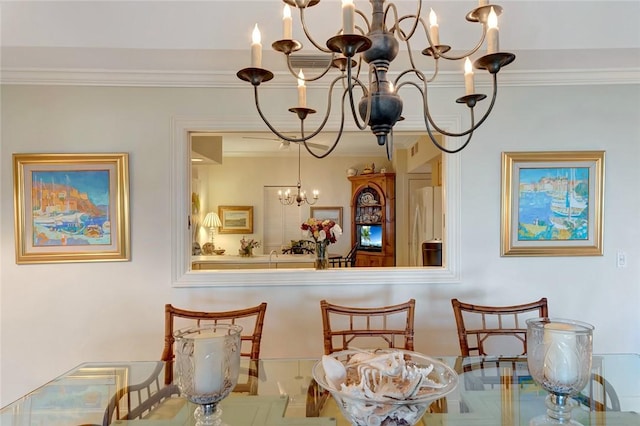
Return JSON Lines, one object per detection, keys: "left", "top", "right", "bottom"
{"left": 218, "top": 205, "right": 253, "bottom": 234}
{"left": 13, "top": 153, "right": 130, "bottom": 264}
{"left": 501, "top": 151, "right": 604, "bottom": 256}
{"left": 310, "top": 206, "right": 344, "bottom": 228}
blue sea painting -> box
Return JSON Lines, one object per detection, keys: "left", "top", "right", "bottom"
{"left": 517, "top": 167, "right": 589, "bottom": 241}
{"left": 31, "top": 170, "right": 112, "bottom": 247}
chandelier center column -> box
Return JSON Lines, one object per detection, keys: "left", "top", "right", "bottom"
{"left": 358, "top": 0, "right": 403, "bottom": 146}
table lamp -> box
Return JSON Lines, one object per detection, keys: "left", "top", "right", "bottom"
{"left": 203, "top": 212, "right": 222, "bottom": 248}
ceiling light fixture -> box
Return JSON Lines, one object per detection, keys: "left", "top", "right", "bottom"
{"left": 237, "top": 0, "right": 515, "bottom": 158}
{"left": 279, "top": 143, "right": 319, "bottom": 206}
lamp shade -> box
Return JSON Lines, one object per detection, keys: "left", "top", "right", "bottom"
{"left": 203, "top": 212, "right": 222, "bottom": 228}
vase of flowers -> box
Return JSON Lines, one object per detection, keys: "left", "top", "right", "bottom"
{"left": 301, "top": 218, "right": 342, "bottom": 270}
{"left": 239, "top": 236, "right": 260, "bottom": 257}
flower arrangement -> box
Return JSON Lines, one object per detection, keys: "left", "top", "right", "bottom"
{"left": 302, "top": 218, "right": 342, "bottom": 269}
{"left": 239, "top": 236, "right": 260, "bottom": 257}
{"left": 301, "top": 218, "right": 342, "bottom": 244}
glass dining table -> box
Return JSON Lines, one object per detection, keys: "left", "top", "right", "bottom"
{"left": 1, "top": 354, "right": 638, "bottom": 426}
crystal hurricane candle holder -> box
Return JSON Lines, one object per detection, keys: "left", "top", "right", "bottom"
{"left": 174, "top": 323, "right": 243, "bottom": 426}
{"left": 526, "top": 318, "right": 594, "bottom": 426}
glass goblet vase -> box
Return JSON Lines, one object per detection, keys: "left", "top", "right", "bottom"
{"left": 174, "top": 323, "right": 243, "bottom": 426}
{"left": 526, "top": 318, "right": 594, "bottom": 426}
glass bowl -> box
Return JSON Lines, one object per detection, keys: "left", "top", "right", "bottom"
{"left": 312, "top": 349, "right": 458, "bottom": 426}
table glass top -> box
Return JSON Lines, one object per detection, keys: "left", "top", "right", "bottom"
{"left": 1, "top": 354, "right": 639, "bottom": 426}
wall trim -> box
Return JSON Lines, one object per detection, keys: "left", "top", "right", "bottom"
{"left": 2, "top": 68, "right": 638, "bottom": 88}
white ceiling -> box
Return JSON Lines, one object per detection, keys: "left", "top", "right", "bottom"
{"left": 2, "top": 1, "right": 638, "bottom": 156}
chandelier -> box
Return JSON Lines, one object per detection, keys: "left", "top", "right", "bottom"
{"left": 279, "top": 142, "right": 319, "bottom": 206}
{"left": 237, "top": 0, "right": 515, "bottom": 158}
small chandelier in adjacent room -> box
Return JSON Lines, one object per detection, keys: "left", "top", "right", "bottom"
{"left": 237, "top": 0, "right": 515, "bottom": 158}
{"left": 279, "top": 143, "right": 319, "bottom": 206}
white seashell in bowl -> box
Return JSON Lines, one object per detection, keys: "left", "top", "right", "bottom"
{"left": 321, "top": 354, "right": 347, "bottom": 390}
{"left": 312, "top": 349, "right": 458, "bottom": 426}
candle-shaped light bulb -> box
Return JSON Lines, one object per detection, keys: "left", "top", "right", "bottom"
{"left": 297, "top": 69, "right": 307, "bottom": 107}
{"left": 464, "top": 57, "right": 475, "bottom": 95}
{"left": 429, "top": 8, "right": 440, "bottom": 46}
{"left": 251, "top": 24, "right": 262, "bottom": 67}
{"left": 313, "top": 189, "right": 319, "bottom": 199}
{"left": 487, "top": 7, "right": 499, "bottom": 54}
{"left": 342, "top": 0, "right": 355, "bottom": 35}
{"left": 283, "top": 4, "right": 293, "bottom": 39}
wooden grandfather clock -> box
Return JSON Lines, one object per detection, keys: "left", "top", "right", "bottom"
{"left": 348, "top": 172, "right": 396, "bottom": 267}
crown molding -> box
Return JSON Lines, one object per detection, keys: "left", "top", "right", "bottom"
{"left": 2, "top": 67, "right": 638, "bottom": 88}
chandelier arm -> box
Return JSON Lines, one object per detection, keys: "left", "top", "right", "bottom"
{"left": 414, "top": 82, "right": 476, "bottom": 154}
{"left": 395, "top": 19, "right": 440, "bottom": 84}
{"left": 397, "top": 13, "right": 484, "bottom": 62}
{"left": 253, "top": 86, "right": 316, "bottom": 143}
{"left": 355, "top": 10, "right": 371, "bottom": 32}
{"left": 344, "top": 61, "right": 370, "bottom": 131}
{"left": 353, "top": 64, "right": 375, "bottom": 131}
{"left": 253, "top": 76, "right": 351, "bottom": 146}
{"left": 394, "top": 26, "right": 430, "bottom": 84}
{"left": 298, "top": 7, "right": 334, "bottom": 54}
{"left": 299, "top": 74, "right": 368, "bottom": 160}
{"left": 395, "top": 79, "right": 475, "bottom": 139}
{"left": 426, "top": 118, "right": 474, "bottom": 154}
{"left": 462, "top": 72, "right": 500, "bottom": 131}
{"left": 386, "top": 6, "right": 422, "bottom": 42}
{"left": 426, "top": 72, "right": 499, "bottom": 139}
{"left": 435, "top": 24, "right": 487, "bottom": 61}
{"left": 299, "top": 91, "right": 349, "bottom": 159}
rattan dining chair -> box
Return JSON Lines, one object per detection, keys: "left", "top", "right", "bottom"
{"left": 307, "top": 299, "right": 423, "bottom": 417}
{"left": 162, "top": 302, "right": 267, "bottom": 395}
{"left": 451, "top": 298, "right": 619, "bottom": 412}
{"left": 451, "top": 297, "right": 548, "bottom": 357}
{"left": 320, "top": 298, "right": 416, "bottom": 354}
{"left": 451, "top": 298, "right": 549, "bottom": 414}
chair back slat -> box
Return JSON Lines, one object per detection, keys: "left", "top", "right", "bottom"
{"left": 451, "top": 298, "right": 548, "bottom": 357}
{"left": 162, "top": 303, "right": 267, "bottom": 395}
{"left": 320, "top": 299, "right": 415, "bottom": 354}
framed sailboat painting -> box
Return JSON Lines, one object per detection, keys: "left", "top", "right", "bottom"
{"left": 13, "top": 153, "right": 130, "bottom": 264}
{"left": 501, "top": 151, "right": 604, "bottom": 256}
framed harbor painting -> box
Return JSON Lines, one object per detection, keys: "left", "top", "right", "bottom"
{"left": 218, "top": 205, "right": 253, "bottom": 234}
{"left": 501, "top": 151, "right": 604, "bottom": 256}
{"left": 13, "top": 153, "right": 130, "bottom": 264}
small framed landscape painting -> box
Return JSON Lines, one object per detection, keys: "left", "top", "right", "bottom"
{"left": 501, "top": 151, "right": 604, "bottom": 257}
{"left": 218, "top": 205, "right": 253, "bottom": 234}
{"left": 310, "top": 206, "right": 343, "bottom": 228}
{"left": 13, "top": 153, "right": 130, "bottom": 264}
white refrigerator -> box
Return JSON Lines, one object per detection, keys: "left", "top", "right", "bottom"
{"left": 409, "top": 186, "right": 443, "bottom": 266}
